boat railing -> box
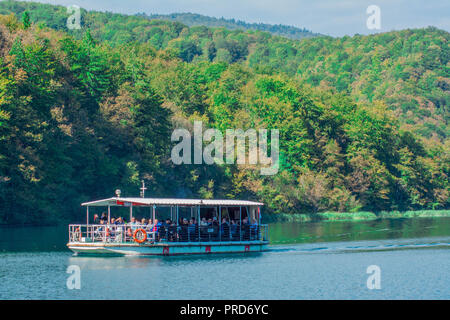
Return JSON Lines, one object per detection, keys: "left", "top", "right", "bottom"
{"left": 69, "top": 223, "right": 269, "bottom": 244}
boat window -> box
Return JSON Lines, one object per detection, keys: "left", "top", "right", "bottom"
{"left": 200, "top": 207, "right": 217, "bottom": 220}
{"left": 177, "top": 206, "right": 193, "bottom": 224}
{"left": 226, "top": 207, "right": 248, "bottom": 222}
{"left": 155, "top": 206, "right": 171, "bottom": 222}
{"left": 220, "top": 207, "right": 230, "bottom": 220}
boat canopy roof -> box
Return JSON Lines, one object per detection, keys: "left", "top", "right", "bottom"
{"left": 82, "top": 197, "right": 264, "bottom": 207}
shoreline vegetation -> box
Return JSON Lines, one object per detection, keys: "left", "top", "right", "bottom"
{"left": 262, "top": 210, "right": 450, "bottom": 223}
{"left": 1, "top": 210, "right": 449, "bottom": 227}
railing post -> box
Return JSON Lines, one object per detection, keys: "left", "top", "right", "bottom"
{"left": 176, "top": 205, "right": 179, "bottom": 242}
{"left": 239, "top": 206, "right": 242, "bottom": 242}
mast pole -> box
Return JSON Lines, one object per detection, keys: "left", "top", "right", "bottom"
{"left": 140, "top": 180, "right": 147, "bottom": 198}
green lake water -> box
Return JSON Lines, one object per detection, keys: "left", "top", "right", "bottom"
{"left": 0, "top": 217, "right": 449, "bottom": 299}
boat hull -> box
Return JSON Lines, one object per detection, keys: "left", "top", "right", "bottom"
{"left": 67, "top": 241, "right": 269, "bottom": 256}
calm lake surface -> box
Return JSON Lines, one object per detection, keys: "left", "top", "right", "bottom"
{"left": 0, "top": 217, "right": 449, "bottom": 299}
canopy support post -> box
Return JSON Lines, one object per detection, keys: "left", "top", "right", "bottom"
{"left": 258, "top": 206, "right": 261, "bottom": 225}
{"left": 86, "top": 206, "right": 89, "bottom": 240}
{"left": 219, "top": 206, "right": 221, "bottom": 242}
{"left": 239, "top": 206, "right": 242, "bottom": 241}
{"left": 198, "top": 205, "right": 201, "bottom": 241}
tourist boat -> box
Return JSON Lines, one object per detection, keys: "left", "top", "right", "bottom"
{"left": 67, "top": 190, "right": 269, "bottom": 256}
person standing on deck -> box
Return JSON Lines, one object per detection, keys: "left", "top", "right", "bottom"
{"left": 129, "top": 217, "right": 138, "bottom": 230}
{"left": 126, "top": 217, "right": 138, "bottom": 240}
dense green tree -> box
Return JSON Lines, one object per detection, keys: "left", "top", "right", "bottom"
{"left": 21, "top": 10, "right": 30, "bottom": 29}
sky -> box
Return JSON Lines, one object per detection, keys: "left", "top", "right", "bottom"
{"left": 22, "top": 0, "right": 450, "bottom": 37}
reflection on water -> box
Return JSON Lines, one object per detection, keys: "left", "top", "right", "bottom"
{"left": 0, "top": 225, "right": 68, "bottom": 252}
{"left": 0, "top": 217, "right": 449, "bottom": 299}
{"left": 68, "top": 251, "right": 266, "bottom": 271}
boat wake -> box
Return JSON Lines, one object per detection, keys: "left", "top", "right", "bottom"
{"left": 268, "top": 237, "right": 450, "bottom": 255}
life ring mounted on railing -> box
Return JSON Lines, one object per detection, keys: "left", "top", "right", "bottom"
{"left": 133, "top": 228, "right": 147, "bottom": 244}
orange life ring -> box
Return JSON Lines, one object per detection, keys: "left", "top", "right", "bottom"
{"left": 133, "top": 228, "right": 147, "bottom": 244}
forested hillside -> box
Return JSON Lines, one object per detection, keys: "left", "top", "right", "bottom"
{"left": 141, "top": 12, "right": 320, "bottom": 40}
{"left": 1, "top": 1, "right": 447, "bottom": 141}
{"left": 0, "top": 1, "right": 448, "bottom": 224}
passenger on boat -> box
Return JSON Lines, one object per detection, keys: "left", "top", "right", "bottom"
{"left": 178, "top": 218, "right": 189, "bottom": 241}
{"left": 200, "top": 217, "right": 208, "bottom": 227}
{"left": 199, "top": 218, "right": 208, "bottom": 240}
{"left": 188, "top": 219, "right": 196, "bottom": 230}
{"left": 250, "top": 219, "right": 258, "bottom": 240}
{"left": 188, "top": 218, "right": 197, "bottom": 240}
{"left": 241, "top": 217, "right": 250, "bottom": 240}
{"left": 221, "top": 218, "right": 230, "bottom": 240}
{"left": 158, "top": 219, "right": 170, "bottom": 240}
{"left": 114, "top": 217, "right": 124, "bottom": 225}
{"left": 109, "top": 218, "right": 117, "bottom": 238}
{"left": 166, "top": 219, "right": 177, "bottom": 241}
{"left": 129, "top": 217, "right": 138, "bottom": 229}
{"left": 210, "top": 217, "right": 219, "bottom": 239}
{"left": 94, "top": 219, "right": 106, "bottom": 240}
{"left": 100, "top": 212, "right": 108, "bottom": 223}
{"left": 125, "top": 217, "right": 139, "bottom": 240}
{"left": 93, "top": 214, "right": 100, "bottom": 224}
{"left": 153, "top": 219, "right": 163, "bottom": 241}
{"left": 112, "top": 218, "right": 124, "bottom": 241}
{"left": 230, "top": 220, "right": 238, "bottom": 239}
{"left": 171, "top": 220, "right": 179, "bottom": 241}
